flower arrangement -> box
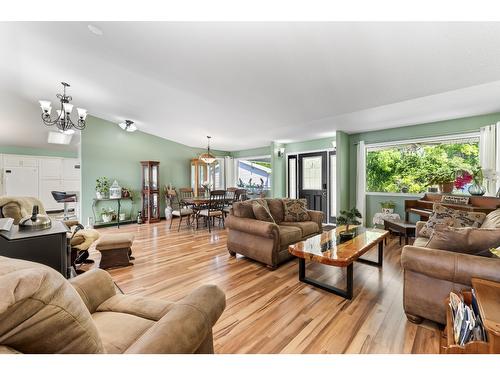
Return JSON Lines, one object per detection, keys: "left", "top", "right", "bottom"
{"left": 454, "top": 171, "right": 473, "bottom": 190}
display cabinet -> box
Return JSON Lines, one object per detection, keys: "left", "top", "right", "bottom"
{"left": 140, "top": 161, "right": 161, "bottom": 223}
{"left": 190, "top": 158, "right": 208, "bottom": 196}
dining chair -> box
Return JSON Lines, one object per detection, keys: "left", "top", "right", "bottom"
{"left": 197, "top": 190, "right": 226, "bottom": 233}
{"left": 169, "top": 189, "right": 194, "bottom": 231}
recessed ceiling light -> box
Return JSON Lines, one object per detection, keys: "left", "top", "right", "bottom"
{"left": 87, "top": 24, "right": 103, "bottom": 36}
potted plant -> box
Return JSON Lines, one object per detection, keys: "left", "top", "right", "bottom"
{"left": 336, "top": 208, "right": 362, "bottom": 241}
{"left": 468, "top": 167, "right": 486, "bottom": 196}
{"left": 427, "top": 165, "right": 455, "bottom": 193}
{"left": 101, "top": 207, "right": 115, "bottom": 223}
{"left": 380, "top": 200, "right": 396, "bottom": 214}
{"left": 96, "top": 177, "right": 110, "bottom": 199}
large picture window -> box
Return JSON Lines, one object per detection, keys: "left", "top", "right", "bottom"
{"left": 236, "top": 156, "right": 271, "bottom": 193}
{"left": 366, "top": 135, "right": 480, "bottom": 194}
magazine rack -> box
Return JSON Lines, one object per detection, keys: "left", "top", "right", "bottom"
{"left": 441, "top": 278, "right": 500, "bottom": 354}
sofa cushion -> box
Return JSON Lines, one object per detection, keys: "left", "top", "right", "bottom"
{"left": 232, "top": 201, "right": 255, "bottom": 219}
{"left": 425, "top": 225, "right": 500, "bottom": 257}
{"left": 278, "top": 225, "right": 303, "bottom": 246}
{"left": 419, "top": 204, "right": 486, "bottom": 238}
{"left": 282, "top": 199, "right": 311, "bottom": 222}
{"left": 92, "top": 311, "right": 155, "bottom": 353}
{"left": 280, "top": 221, "right": 320, "bottom": 237}
{"left": 266, "top": 199, "right": 284, "bottom": 223}
{"left": 481, "top": 209, "right": 500, "bottom": 229}
{"left": 252, "top": 199, "right": 275, "bottom": 223}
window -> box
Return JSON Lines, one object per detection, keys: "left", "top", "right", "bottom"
{"left": 366, "top": 135, "right": 480, "bottom": 194}
{"left": 301, "top": 156, "right": 323, "bottom": 190}
{"left": 236, "top": 157, "right": 271, "bottom": 191}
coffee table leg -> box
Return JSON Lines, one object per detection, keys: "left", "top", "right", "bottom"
{"left": 298, "top": 258, "right": 353, "bottom": 299}
{"left": 356, "top": 241, "right": 384, "bottom": 268}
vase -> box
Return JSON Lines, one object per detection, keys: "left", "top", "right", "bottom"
{"left": 468, "top": 183, "right": 486, "bottom": 196}
{"left": 165, "top": 206, "right": 173, "bottom": 220}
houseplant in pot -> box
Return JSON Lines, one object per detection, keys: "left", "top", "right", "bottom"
{"left": 101, "top": 207, "right": 115, "bottom": 223}
{"left": 427, "top": 165, "right": 455, "bottom": 194}
{"left": 96, "top": 177, "right": 110, "bottom": 199}
{"left": 380, "top": 200, "right": 396, "bottom": 214}
{"left": 336, "top": 208, "right": 362, "bottom": 241}
{"left": 468, "top": 167, "right": 486, "bottom": 196}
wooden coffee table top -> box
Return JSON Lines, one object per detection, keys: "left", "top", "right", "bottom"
{"left": 288, "top": 226, "right": 389, "bottom": 267}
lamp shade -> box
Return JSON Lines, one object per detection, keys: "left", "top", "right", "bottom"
{"left": 63, "top": 102, "right": 74, "bottom": 114}
{"left": 39, "top": 100, "right": 51, "bottom": 112}
{"left": 77, "top": 108, "right": 87, "bottom": 120}
{"left": 199, "top": 153, "right": 216, "bottom": 164}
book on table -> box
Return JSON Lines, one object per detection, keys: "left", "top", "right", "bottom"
{"left": 0, "top": 218, "right": 14, "bottom": 232}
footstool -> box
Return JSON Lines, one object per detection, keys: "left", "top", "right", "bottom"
{"left": 95, "top": 233, "right": 135, "bottom": 269}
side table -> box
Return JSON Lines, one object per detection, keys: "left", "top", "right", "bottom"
{"left": 383, "top": 218, "right": 416, "bottom": 245}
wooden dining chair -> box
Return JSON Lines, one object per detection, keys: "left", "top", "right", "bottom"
{"left": 169, "top": 189, "right": 194, "bottom": 231}
{"left": 197, "top": 190, "right": 226, "bottom": 232}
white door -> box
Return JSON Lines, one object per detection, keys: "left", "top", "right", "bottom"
{"left": 4, "top": 167, "right": 39, "bottom": 197}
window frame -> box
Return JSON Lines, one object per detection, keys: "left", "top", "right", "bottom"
{"left": 364, "top": 132, "right": 481, "bottom": 195}
{"left": 234, "top": 155, "right": 272, "bottom": 191}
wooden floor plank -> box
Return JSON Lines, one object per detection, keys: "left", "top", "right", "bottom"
{"left": 94, "top": 220, "right": 441, "bottom": 354}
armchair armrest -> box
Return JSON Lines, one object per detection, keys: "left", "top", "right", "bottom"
{"left": 401, "top": 245, "right": 500, "bottom": 286}
{"left": 69, "top": 269, "right": 117, "bottom": 313}
{"left": 226, "top": 215, "right": 279, "bottom": 239}
{"left": 125, "top": 285, "right": 226, "bottom": 354}
{"left": 307, "top": 210, "right": 324, "bottom": 231}
{"left": 415, "top": 221, "right": 426, "bottom": 235}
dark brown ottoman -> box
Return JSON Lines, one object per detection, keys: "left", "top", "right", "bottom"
{"left": 96, "top": 233, "right": 135, "bottom": 269}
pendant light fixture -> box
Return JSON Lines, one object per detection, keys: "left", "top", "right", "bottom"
{"left": 39, "top": 82, "right": 87, "bottom": 133}
{"left": 199, "top": 136, "right": 216, "bottom": 164}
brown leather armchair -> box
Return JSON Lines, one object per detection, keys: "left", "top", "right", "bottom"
{"left": 401, "top": 211, "right": 500, "bottom": 325}
{"left": 0, "top": 256, "right": 226, "bottom": 353}
{"left": 226, "top": 199, "right": 324, "bottom": 269}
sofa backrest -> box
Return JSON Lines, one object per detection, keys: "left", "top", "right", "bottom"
{"left": 232, "top": 200, "right": 256, "bottom": 219}
{"left": 265, "top": 199, "right": 284, "bottom": 223}
{"left": 481, "top": 208, "right": 500, "bottom": 229}
{"left": 0, "top": 256, "right": 104, "bottom": 354}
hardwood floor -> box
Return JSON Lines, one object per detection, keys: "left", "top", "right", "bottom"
{"left": 96, "top": 220, "right": 442, "bottom": 354}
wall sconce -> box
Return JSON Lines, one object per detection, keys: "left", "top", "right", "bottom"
{"left": 277, "top": 147, "right": 285, "bottom": 158}
{"left": 331, "top": 141, "right": 337, "bottom": 152}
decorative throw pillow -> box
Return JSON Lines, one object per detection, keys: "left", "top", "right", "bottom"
{"left": 425, "top": 225, "right": 500, "bottom": 257}
{"left": 419, "top": 204, "right": 486, "bottom": 238}
{"left": 283, "top": 198, "right": 311, "bottom": 222}
{"left": 251, "top": 199, "right": 275, "bottom": 223}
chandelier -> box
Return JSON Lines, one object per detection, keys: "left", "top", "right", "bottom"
{"left": 39, "top": 82, "right": 88, "bottom": 134}
{"left": 118, "top": 120, "right": 137, "bottom": 132}
{"left": 199, "top": 136, "right": 216, "bottom": 164}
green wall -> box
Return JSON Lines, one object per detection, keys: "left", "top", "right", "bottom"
{"left": 271, "top": 142, "right": 286, "bottom": 198}
{"left": 335, "top": 131, "right": 350, "bottom": 215}
{"left": 349, "top": 112, "right": 500, "bottom": 223}
{"left": 284, "top": 136, "right": 336, "bottom": 154}
{"left": 80, "top": 115, "right": 227, "bottom": 223}
{"left": 0, "top": 145, "right": 78, "bottom": 158}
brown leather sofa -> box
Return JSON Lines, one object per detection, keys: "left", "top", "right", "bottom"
{"left": 0, "top": 256, "right": 226, "bottom": 354}
{"left": 226, "top": 198, "right": 324, "bottom": 269}
{"left": 401, "top": 209, "right": 500, "bottom": 325}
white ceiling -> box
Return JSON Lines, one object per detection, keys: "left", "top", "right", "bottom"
{"left": 2, "top": 22, "right": 500, "bottom": 152}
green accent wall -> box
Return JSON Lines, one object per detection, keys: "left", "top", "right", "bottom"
{"left": 230, "top": 146, "right": 270, "bottom": 159}
{"left": 0, "top": 145, "right": 78, "bottom": 158}
{"left": 348, "top": 112, "right": 500, "bottom": 223}
{"left": 335, "top": 131, "right": 350, "bottom": 215}
{"left": 80, "top": 115, "right": 227, "bottom": 223}
{"left": 284, "top": 136, "right": 336, "bottom": 154}
{"left": 271, "top": 142, "right": 286, "bottom": 198}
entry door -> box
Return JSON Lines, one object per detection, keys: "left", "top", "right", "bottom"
{"left": 298, "top": 151, "right": 328, "bottom": 221}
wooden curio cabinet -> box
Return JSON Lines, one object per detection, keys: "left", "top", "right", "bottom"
{"left": 190, "top": 158, "right": 208, "bottom": 196}
{"left": 140, "top": 161, "right": 161, "bottom": 223}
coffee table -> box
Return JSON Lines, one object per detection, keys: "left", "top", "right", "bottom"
{"left": 383, "top": 218, "right": 416, "bottom": 245}
{"left": 288, "top": 226, "right": 389, "bottom": 299}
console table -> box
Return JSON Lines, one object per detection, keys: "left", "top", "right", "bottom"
{"left": 92, "top": 197, "right": 134, "bottom": 228}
